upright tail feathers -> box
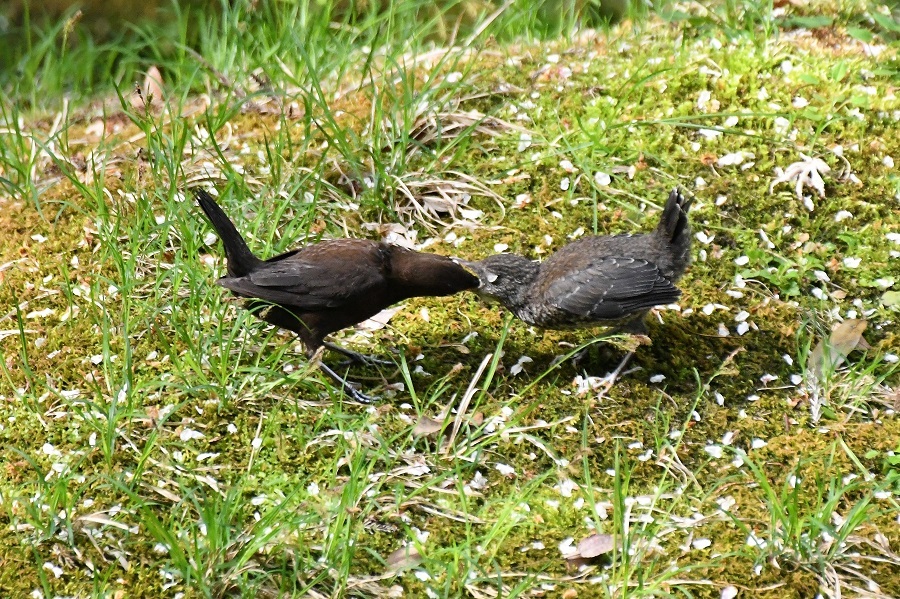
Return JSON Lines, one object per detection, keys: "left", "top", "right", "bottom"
{"left": 194, "top": 188, "right": 262, "bottom": 278}
{"left": 656, "top": 188, "right": 693, "bottom": 280}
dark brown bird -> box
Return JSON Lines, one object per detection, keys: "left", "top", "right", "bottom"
{"left": 461, "top": 188, "right": 692, "bottom": 380}
{"left": 196, "top": 189, "right": 479, "bottom": 402}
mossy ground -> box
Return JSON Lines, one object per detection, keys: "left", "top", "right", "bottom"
{"left": 1, "top": 2, "right": 899, "bottom": 598}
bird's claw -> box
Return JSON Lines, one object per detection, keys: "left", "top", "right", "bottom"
{"left": 596, "top": 351, "right": 635, "bottom": 397}
{"left": 317, "top": 361, "right": 379, "bottom": 404}
{"left": 347, "top": 387, "right": 377, "bottom": 404}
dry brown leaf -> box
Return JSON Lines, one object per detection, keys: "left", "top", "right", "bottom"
{"left": 144, "top": 405, "right": 161, "bottom": 428}
{"left": 412, "top": 416, "right": 444, "bottom": 437}
{"left": 565, "top": 533, "right": 616, "bottom": 570}
{"left": 809, "top": 319, "right": 870, "bottom": 380}
{"left": 439, "top": 343, "right": 470, "bottom": 354}
{"left": 385, "top": 545, "right": 422, "bottom": 573}
{"left": 412, "top": 412, "right": 483, "bottom": 437}
{"left": 575, "top": 533, "right": 615, "bottom": 558}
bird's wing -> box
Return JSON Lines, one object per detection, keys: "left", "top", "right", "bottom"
{"left": 543, "top": 257, "right": 680, "bottom": 319}
{"left": 220, "top": 243, "right": 388, "bottom": 310}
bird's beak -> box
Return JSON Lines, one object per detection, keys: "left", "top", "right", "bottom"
{"left": 450, "top": 258, "right": 499, "bottom": 293}
{"left": 452, "top": 257, "right": 481, "bottom": 281}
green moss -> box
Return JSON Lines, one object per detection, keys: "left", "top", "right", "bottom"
{"left": 2, "top": 5, "right": 900, "bottom": 597}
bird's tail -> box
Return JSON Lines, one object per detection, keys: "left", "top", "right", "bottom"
{"left": 656, "top": 188, "right": 693, "bottom": 278}
{"left": 195, "top": 188, "right": 262, "bottom": 278}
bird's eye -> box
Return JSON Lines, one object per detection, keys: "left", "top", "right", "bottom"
{"left": 487, "top": 273, "right": 499, "bottom": 283}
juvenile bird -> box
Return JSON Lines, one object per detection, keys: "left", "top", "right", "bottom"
{"left": 196, "top": 188, "right": 479, "bottom": 402}
{"left": 461, "top": 188, "right": 692, "bottom": 380}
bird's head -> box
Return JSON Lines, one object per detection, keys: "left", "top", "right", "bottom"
{"left": 454, "top": 254, "right": 539, "bottom": 307}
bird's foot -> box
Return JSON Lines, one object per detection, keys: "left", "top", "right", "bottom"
{"left": 324, "top": 342, "right": 394, "bottom": 367}
{"left": 318, "top": 362, "right": 378, "bottom": 404}
{"left": 344, "top": 386, "right": 376, "bottom": 404}
{"left": 597, "top": 351, "right": 635, "bottom": 395}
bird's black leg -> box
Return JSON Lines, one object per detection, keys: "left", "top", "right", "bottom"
{"left": 316, "top": 362, "right": 376, "bottom": 403}
{"left": 323, "top": 341, "right": 394, "bottom": 367}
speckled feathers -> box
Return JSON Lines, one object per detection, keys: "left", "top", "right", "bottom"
{"left": 463, "top": 188, "right": 692, "bottom": 331}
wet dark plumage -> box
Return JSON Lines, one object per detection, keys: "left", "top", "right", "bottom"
{"left": 195, "top": 188, "right": 479, "bottom": 400}
{"left": 463, "top": 188, "right": 692, "bottom": 333}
